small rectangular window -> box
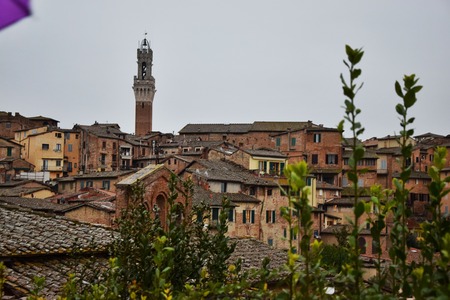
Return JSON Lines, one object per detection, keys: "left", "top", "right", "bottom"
{"left": 268, "top": 238, "right": 273, "bottom": 246}
{"left": 55, "top": 132, "right": 62, "bottom": 138}
{"left": 243, "top": 210, "right": 255, "bottom": 224}
{"left": 221, "top": 182, "right": 227, "bottom": 193}
{"left": 212, "top": 208, "right": 220, "bottom": 222}
{"left": 102, "top": 180, "right": 110, "bottom": 190}
{"left": 249, "top": 186, "right": 256, "bottom": 196}
{"left": 102, "top": 141, "right": 107, "bottom": 149}
{"left": 6, "top": 147, "right": 12, "bottom": 156}
{"left": 266, "top": 210, "right": 276, "bottom": 223}
{"left": 312, "top": 154, "right": 318, "bottom": 165}
{"left": 313, "top": 133, "right": 321, "bottom": 143}
{"left": 326, "top": 154, "right": 338, "bottom": 165}
{"left": 267, "top": 188, "right": 273, "bottom": 196}
{"left": 5, "top": 122, "right": 11, "bottom": 128}
{"left": 291, "top": 228, "right": 297, "bottom": 240}
{"left": 56, "top": 160, "right": 61, "bottom": 167}
{"left": 42, "top": 144, "right": 49, "bottom": 150}
{"left": 291, "top": 137, "right": 296, "bottom": 146}
{"left": 68, "top": 144, "right": 73, "bottom": 152}
{"left": 276, "top": 137, "right": 281, "bottom": 147}
{"left": 228, "top": 208, "right": 234, "bottom": 222}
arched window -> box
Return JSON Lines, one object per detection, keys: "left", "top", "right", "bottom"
{"left": 358, "top": 237, "right": 367, "bottom": 254}
{"left": 141, "top": 62, "right": 147, "bottom": 79}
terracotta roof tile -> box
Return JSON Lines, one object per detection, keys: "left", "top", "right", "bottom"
{"left": 228, "top": 238, "right": 287, "bottom": 272}
{"left": 0, "top": 204, "right": 116, "bottom": 258}
{"left": 188, "top": 159, "right": 277, "bottom": 186}
{"left": 179, "top": 123, "right": 252, "bottom": 134}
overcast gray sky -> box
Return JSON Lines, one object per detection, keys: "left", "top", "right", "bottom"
{"left": 1, "top": 1, "right": 449, "bottom": 139}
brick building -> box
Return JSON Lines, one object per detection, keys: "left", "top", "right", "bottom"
{"left": 0, "top": 111, "right": 58, "bottom": 139}
{"left": 75, "top": 123, "right": 136, "bottom": 173}
{"left": 182, "top": 158, "right": 322, "bottom": 249}
{"left": 55, "top": 169, "right": 135, "bottom": 194}
{"left": 115, "top": 164, "right": 186, "bottom": 229}
{"left": 0, "top": 137, "right": 34, "bottom": 182}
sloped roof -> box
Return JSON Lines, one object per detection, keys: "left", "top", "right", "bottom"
{"left": 0, "top": 186, "right": 53, "bottom": 197}
{"left": 5, "top": 256, "right": 108, "bottom": 299}
{"left": 316, "top": 180, "right": 342, "bottom": 190}
{"left": 228, "top": 238, "right": 287, "bottom": 272}
{"left": 0, "top": 196, "right": 77, "bottom": 213}
{"left": 179, "top": 121, "right": 321, "bottom": 134}
{"left": 116, "top": 164, "right": 167, "bottom": 186}
{"left": 179, "top": 123, "right": 252, "bottom": 134}
{"left": 75, "top": 123, "right": 127, "bottom": 139}
{"left": 188, "top": 159, "right": 277, "bottom": 186}
{"left": 323, "top": 196, "right": 371, "bottom": 206}
{"left": 1, "top": 203, "right": 115, "bottom": 298}
{"left": 321, "top": 224, "right": 372, "bottom": 235}
{"left": 192, "top": 186, "right": 259, "bottom": 207}
{"left": 244, "top": 148, "right": 287, "bottom": 158}
{"left": 342, "top": 149, "right": 378, "bottom": 159}
{"left": 392, "top": 171, "right": 431, "bottom": 179}
{"left": 0, "top": 204, "right": 116, "bottom": 258}
{"left": 376, "top": 147, "right": 402, "bottom": 155}
{"left": 249, "top": 121, "right": 311, "bottom": 132}
{"left": 55, "top": 170, "right": 135, "bottom": 181}
{"left": 0, "top": 136, "right": 22, "bottom": 147}
{"left": 28, "top": 115, "right": 59, "bottom": 123}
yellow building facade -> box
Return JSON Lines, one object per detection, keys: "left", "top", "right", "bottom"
{"left": 15, "top": 127, "right": 65, "bottom": 179}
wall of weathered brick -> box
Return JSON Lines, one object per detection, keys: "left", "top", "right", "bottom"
{"left": 65, "top": 206, "right": 113, "bottom": 227}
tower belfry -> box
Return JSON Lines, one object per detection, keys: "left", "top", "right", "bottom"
{"left": 134, "top": 34, "right": 156, "bottom": 136}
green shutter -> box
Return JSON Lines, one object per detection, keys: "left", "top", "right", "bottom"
{"left": 212, "top": 208, "right": 219, "bottom": 221}
{"left": 243, "top": 210, "right": 247, "bottom": 223}
{"left": 272, "top": 210, "right": 276, "bottom": 223}
{"left": 266, "top": 210, "right": 269, "bottom": 223}
{"left": 197, "top": 211, "right": 203, "bottom": 223}
{"left": 228, "top": 208, "right": 234, "bottom": 222}
{"left": 251, "top": 210, "right": 255, "bottom": 223}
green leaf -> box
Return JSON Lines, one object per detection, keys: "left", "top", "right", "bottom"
{"left": 343, "top": 86, "right": 355, "bottom": 99}
{"left": 403, "top": 90, "right": 417, "bottom": 108}
{"left": 355, "top": 201, "right": 365, "bottom": 219}
{"left": 395, "top": 81, "right": 403, "bottom": 97}
{"left": 352, "top": 68, "right": 362, "bottom": 80}
{"left": 395, "top": 104, "right": 405, "bottom": 115}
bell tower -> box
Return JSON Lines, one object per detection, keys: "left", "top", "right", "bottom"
{"left": 134, "top": 34, "right": 156, "bottom": 136}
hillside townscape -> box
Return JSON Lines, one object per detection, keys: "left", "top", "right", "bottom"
{"left": 1, "top": 37, "right": 449, "bottom": 299}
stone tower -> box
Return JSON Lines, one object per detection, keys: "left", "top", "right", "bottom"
{"left": 133, "top": 34, "right": 156, "bottom": 136}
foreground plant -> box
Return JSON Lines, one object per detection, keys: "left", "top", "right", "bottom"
{"left": 337, "top": 45, "right": 366, "bottom": 298}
